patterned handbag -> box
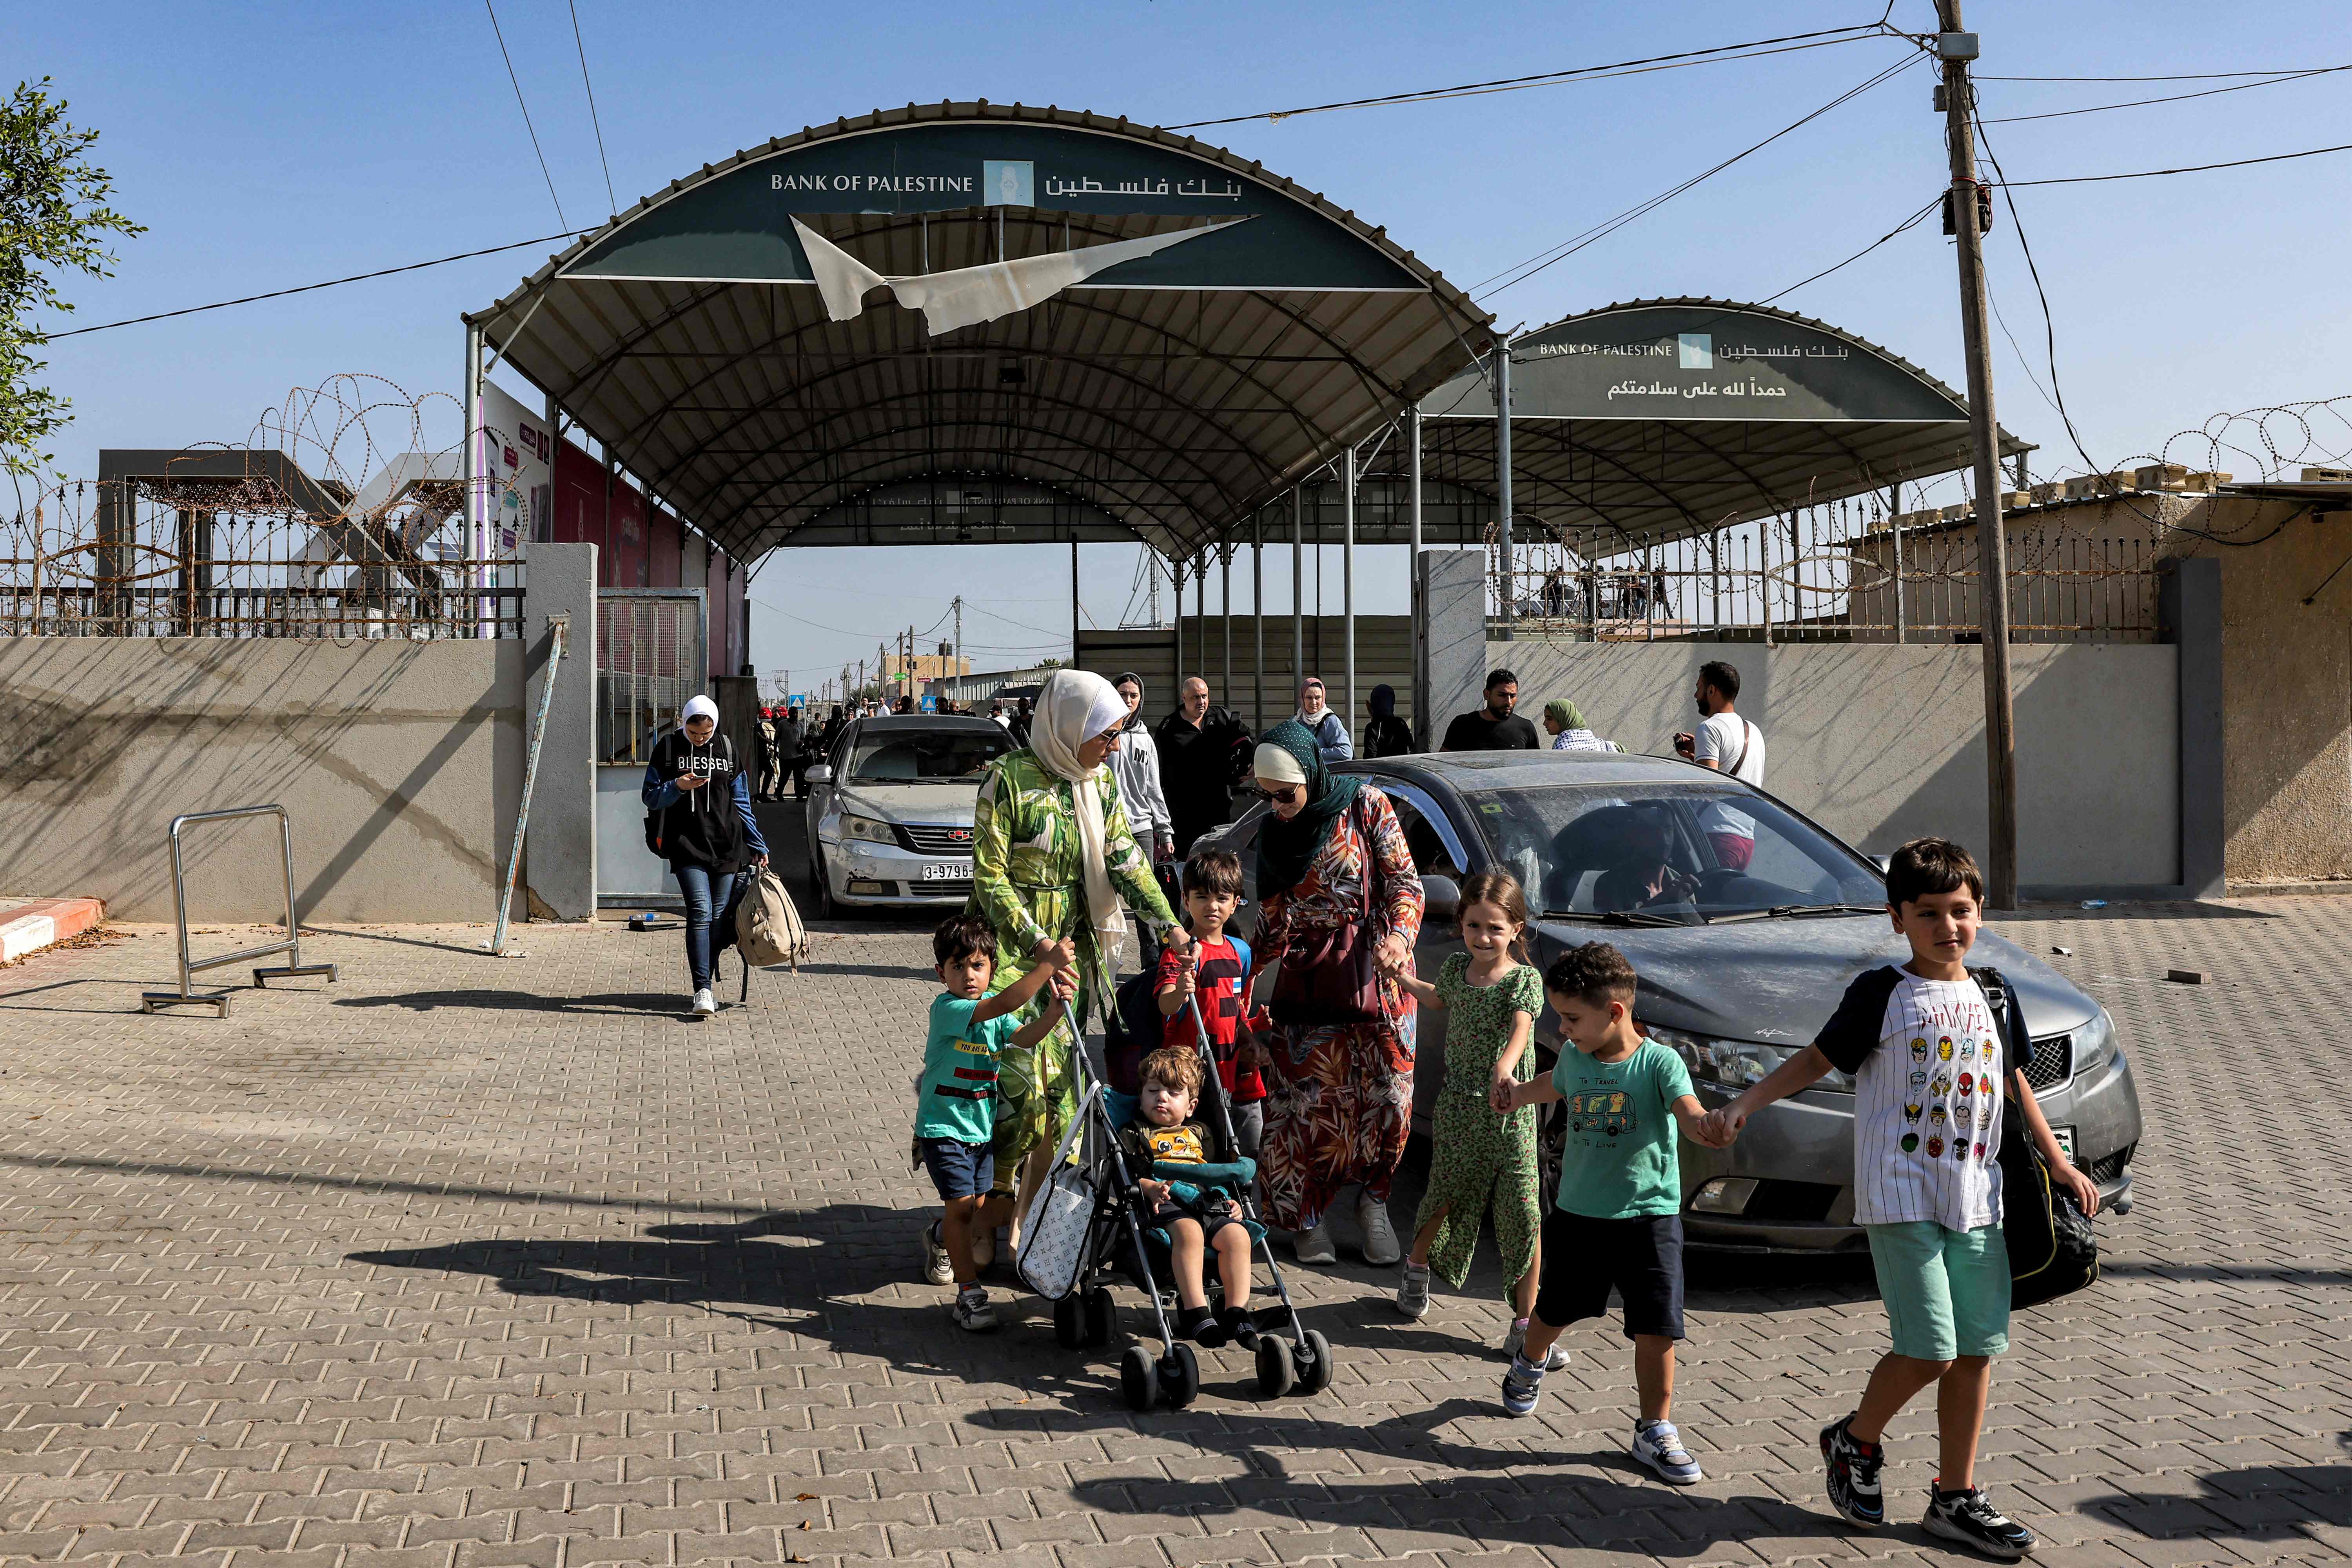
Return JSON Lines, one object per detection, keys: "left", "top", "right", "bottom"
{"left": 1269, "top": 795, "right": 1386, "bottom": 1027}
{"left": 1015, "top": 1085, "right": 1100, "bottom": 1301}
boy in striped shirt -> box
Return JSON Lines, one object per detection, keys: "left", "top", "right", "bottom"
{"left": 1704, "top": 839, "right": 2098, "bottom": 1560}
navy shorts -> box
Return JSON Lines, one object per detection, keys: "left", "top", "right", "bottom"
{"left": 918, "top": 1136, "right": 994, "bottom": 1202}
{"left": 1534, "top": 1209, "right": 1686, "bottom": 1340}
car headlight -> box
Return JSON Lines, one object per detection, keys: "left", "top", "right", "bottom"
{"left": 2071, "top": 1007, "right": 2115, "bottom": 1071}
{"left": 842, "top": 814, "right": 897, "bottom": 845}
{"left": 1648, "top": 1024, "right": 1853, "bottom": 1093}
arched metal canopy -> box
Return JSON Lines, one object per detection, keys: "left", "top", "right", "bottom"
{"left": 466, "top": 102, "right": 1495, "bottom": 564}
{"left": 1408, "top": 298, "right": 2032, "bottom": 548}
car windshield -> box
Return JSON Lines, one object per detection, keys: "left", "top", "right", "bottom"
{"left": 1466, "top": 781, "right": 1886, "bottom": 924}
{"left": 847, "top": 728, "right": 1009, "bottom": 783}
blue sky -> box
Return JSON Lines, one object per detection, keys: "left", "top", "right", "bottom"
{"left": 15, "top": 0, "right": 2352, "bottom": 697}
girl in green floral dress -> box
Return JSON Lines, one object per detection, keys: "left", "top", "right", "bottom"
{"left": 1383, "top": 869, "right": 1557, "bottom": 1361}
{"left": 969, "top": 670, "right": 1185, "bottom": 1232}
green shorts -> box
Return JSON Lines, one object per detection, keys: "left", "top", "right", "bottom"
{"left": 1866, "top": 1220, "right": 2010, "bottom": 1362}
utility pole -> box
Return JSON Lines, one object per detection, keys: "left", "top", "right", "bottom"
{"left": 1936, "top": 1, "right": 2018, "bottom": 909}
{"left": 951, "top": 595, "right": 963, "bottom": 672}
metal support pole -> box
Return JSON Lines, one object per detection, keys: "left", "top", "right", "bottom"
{"left": 1408, "top": 407, "right": 1424, "bottom": 749}
{"left": 464, "top": 322, "right": 485, "bottom": 631}
{"left": 1172, "top": 557, "right": 1184, "bottom": 680}
{"left": 1343, "top": 441, "right": 1358, "bottom": 726}
{"left": 1220, "top": 542, "right": 1232, "bottom": 702}
{"left": 1495, "top": 338, "right": 1515, "bottom": 638}
{"left": 1889, "top": 483, "right": 1907, "bottom": 644}
{"left": 1938, "top": 1, "right": 2019, "bottom": 907}
{"left": 491, "top": 614, "right": 568, "bottom": 955}
{"left": 1070, "top": 540, "right": 1080, "bottom": 661}
{"left": 1252, "top": 510, "right": 1264, "bottom": 732}
{"left": 1291, "top": 488, "right": 1305, "bottom": 695}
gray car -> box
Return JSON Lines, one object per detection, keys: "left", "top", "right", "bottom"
{"left": 802, "top": 715, "right": 1013, "bottom": 917}
{"left": 1195, "top": 751, "right": 2141, "bottom": 1254}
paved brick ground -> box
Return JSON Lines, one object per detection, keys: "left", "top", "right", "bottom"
{"left": 3, "top": 870, "right": 2350, "bottom": 1568}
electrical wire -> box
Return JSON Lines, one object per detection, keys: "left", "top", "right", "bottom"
{"left": 41, "top": 229, "right": 592, "bottom": 339}
{"left": 567, "top": 0, "right": 619, "bottom": 216}
{"left": 1161, "top": 23, "right": 1896, "bottom": 130}
{"left": 1978, "top": 63, "right": 2352, "bottom": 123}
{"left": 1758, "top": 196, "right": 1940, "bottom": 305}
{"left": 1474, "top": 50, "right": 1924, "bottom": 299}
{"left": 484, "top": 0, "right": 568, "bottom": 229}
{"left": 1979, "top": 68, "right": 2338, "bottom": 82}
{"left": 1993, "top": 141, "right": 2352, "bottom": 187}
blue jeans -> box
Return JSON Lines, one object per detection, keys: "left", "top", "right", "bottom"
{"left": 675, "top": 864, "right": 737, "bottom": 992}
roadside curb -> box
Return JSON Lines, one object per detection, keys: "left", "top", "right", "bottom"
{"left": 0, "top": 898, "right": 107, "bottom": 962}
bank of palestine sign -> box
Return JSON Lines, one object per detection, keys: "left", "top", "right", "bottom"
{"left": 561, "top": 121, "right": 1417, "bottom": 293}
{"left": 1426, "top": 304, "right": 1970, "bottom": 425}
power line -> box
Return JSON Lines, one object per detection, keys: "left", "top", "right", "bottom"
{"left": 566, "top": 0, "right": 618, "bottom": 216}
{"left": 1474, "top": 51, "right": 1924, "bottom": 300}
{"left": 1993, "top": 140, "right": 2352, "bottom": 187}
{"left": 485, "top": 0, "right": 568, "bottom": 229}
{"left": 1979, "top": 67, "right": 2338, "bottom": 82}
{"left": 1978, "top": 63, "right": 2352, "bottom": 124}
{"left": 41, "top": 229, "right": 591, "bottom": 339}
{"left": 1758, "top": 196, "right": 1940, "bottom": 305}
{"left": 1160, "top": 22, "right": 1896, "bottom": 130}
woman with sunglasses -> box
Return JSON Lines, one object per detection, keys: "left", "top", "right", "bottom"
{"left": 1247, "top": 720, "right": 1426, "bottom": 1267}
{"left": 970, "top": 668, "right": 1191, "bottom": 1241}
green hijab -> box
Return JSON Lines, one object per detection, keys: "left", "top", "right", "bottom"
{"left": 1254, "top": 718, "right": 1365, "bottom": 900}
{"left": 1544, "top": 698, "right": 1584, "bottom": 732}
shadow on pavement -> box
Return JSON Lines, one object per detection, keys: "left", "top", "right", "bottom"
{"left": 333, "top": 988, "right": 695, "bottom": 1016}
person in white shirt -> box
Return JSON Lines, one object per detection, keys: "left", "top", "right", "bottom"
{"left": 1672, "top": 660, "right": 1766, "bottom": 872}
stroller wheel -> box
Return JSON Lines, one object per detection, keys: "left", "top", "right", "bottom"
{"left": 1294, "top": 1329, "right": 1335, "bottom": 1395}
{"left": 1118, "top": 1345, "right": 1158, "bottom": 1411}
{"left": 1158, "top": 1343, "right": 1200, "bottom": 1408}
{"left": 1052, "top": 1294, "right": 1085, "bottom": 1350}
{"left": 1082, "top": 1287, "right": 1119, "bottom": 1348}
{"left": 1254, "top": 1334, "right": 1297, "bottom": 1398}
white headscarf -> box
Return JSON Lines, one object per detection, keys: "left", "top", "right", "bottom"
{"left": 1029, "top": 668, "right": 1131, "bottom": 962}
{"left": 682, "top": 694, "right": 719, "bottom": 724}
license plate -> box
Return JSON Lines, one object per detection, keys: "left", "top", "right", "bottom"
{"left": 920, "top": 861, "right": 970, "bottom": 882}
{"left": 2051, "top": 1125, "right": 2076, "bottom": 1159}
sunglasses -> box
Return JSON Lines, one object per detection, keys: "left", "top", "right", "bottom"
{"left": 1252, "top": 783, "right": 1304, "bottom": 805}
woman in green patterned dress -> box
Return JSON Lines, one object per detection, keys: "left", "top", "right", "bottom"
{"left": 971, "top": 668, "right": 1188, "bottom": 1225}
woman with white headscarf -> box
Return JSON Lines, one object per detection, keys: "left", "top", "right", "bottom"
{"left": 970, "top": 668, "right": 1189, "bottom": 1218}
{"left": 641, "top": 695, "right": 768, "bottom": 1017}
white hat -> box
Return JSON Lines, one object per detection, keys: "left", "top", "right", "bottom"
{"left": 682, "top": 695, "right": 719, "bottom": 724}
{"left": 1252, "top": 742, "right": 1308, "bottom": 785}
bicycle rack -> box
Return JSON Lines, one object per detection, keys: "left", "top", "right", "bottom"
{"left": 141, "top": 804, "right": 338, "bottom": 1018}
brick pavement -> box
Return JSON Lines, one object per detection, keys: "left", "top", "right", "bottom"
{"left": 2, "top": 889, "right": 2349, "bottom": 1568}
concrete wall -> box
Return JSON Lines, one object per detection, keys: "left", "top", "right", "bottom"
{"left": 520, "top": 543, "right": 597, "bottom": 920}
{"left": 1436, "top": 637, "right": 2181, "bottom": 892}
{"left": 0, "top": 636, "right": 522, "bottom": 921}
{"left": 1077, "top": 615, "right": 1413, "bottom": 736}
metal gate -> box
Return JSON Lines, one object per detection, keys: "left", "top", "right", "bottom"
{"left": 596, "top": 588, "right": 706, "bottom": 904}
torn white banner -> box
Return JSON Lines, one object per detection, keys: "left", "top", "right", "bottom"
{"left": 790, "top": 218, "right": 1246, "bottom": 335}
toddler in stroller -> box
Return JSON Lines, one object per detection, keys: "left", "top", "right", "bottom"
{"left": 1121, "top": 1046, "right": 1258, "bottom": 1348}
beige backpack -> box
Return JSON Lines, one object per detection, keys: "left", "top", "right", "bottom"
{"left": 734, "top": 865, "right": 809, "bottom": 971}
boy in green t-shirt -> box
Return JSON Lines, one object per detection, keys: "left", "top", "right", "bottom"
{"left": 915, "top": 915, "right": 1074, "bottom": 1331}
{"left": 1497, "top": 942, "right": 1729, "bottom": 1483}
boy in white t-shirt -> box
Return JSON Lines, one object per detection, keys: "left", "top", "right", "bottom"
{"left": 1703, "top": 838, "right": 2100, "bottom": 1561}
{"left": 1672, "top": 660, "right": 1764, "bottom": 869}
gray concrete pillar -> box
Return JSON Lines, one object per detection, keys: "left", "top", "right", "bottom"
{"left": 1418, "top": 549, "right": 1487, "bottom": 747}
{"left": 2160, "top": 556, "right": 2224, "bottom": 899}
{"left": 521, "top": 541, "right": 599, "bottom": 919}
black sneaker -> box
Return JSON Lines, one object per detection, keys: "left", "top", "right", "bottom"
{"left": 1819, "top": 1415, "right": 1885, "bottom": 1528}
{"left": 1922, "top": 1483, "right": 2036, "bottom": 1561}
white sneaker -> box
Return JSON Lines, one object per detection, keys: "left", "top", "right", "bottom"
{"left": 969, "top": 1225, "right": 996, "bottom": 1273}
{"left": 1357, "top": 1192, "right": 1402, "bottom": 1266}
{"left": 1503, "top": 1318, "right": 1571, "bottom": 1370}
{"left": 919, "top": 1220, "right": 953, "bottom": 1286}
{"left": 691, "top": 987, "right": 716, "bottom": 1016}
{"left": 1396, "top": 1262, "right": 1433, "bottom": 1319}
{"left": 1292, "top": 1219, "right": 1337, "bottom": 1265}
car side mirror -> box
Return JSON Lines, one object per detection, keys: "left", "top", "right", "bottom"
{"left": 1423, "top": 873, "right": 1460, "bottom": 925}
{"left": 805, "top": 764, "right": 832, "bottom": 786}
{"left": 1873, "top": 853, "right": 1891, "bottom": 873}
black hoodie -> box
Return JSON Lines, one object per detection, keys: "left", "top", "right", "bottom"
{"left": 645, "top": 728, "right": 748, "bottom": 872}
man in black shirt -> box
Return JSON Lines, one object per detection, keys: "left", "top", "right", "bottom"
{"left": 1442, "top": 668, "right": 1541, "bottom": 752}
{"left": 1154, "top": 675, "right": 1254, "bottom": 856}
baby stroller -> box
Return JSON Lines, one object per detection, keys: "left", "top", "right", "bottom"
{"left": 1016, "top": 982, "right": 1333, "bottom": 1410}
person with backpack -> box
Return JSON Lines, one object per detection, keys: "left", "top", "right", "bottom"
{"left": 641, "top": 694, "right": 768, "bottom": 1018}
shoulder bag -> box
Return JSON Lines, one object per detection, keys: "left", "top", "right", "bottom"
{"left": 1268, "top": 793, "right": 1388, "bottom": 1027}
{"left": 1975, "top": 966, "right": 2099, "bottom": 1308}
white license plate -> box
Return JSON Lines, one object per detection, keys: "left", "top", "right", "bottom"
{"left": 2051, "top": 1125, "right": 2076, "bottom": 1159}
{"left": 920, "top": 861, "right": 971, "bottom": 882}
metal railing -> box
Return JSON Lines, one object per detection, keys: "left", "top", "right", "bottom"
{"left": 141, "top": 804, "right": 338, "bottom": 1018}
{"left": 1488, "top": 510, "right": 2161, "bottom": 645}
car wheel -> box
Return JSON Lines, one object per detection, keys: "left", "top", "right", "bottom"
{"left": 809, "top": 848, "right": 838, "bottom": 920}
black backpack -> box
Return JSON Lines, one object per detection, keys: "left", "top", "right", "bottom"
{"left": 1975, "top": 967, "right": 2100, "bottom": 1308}
{"left": 644, "top": 732, "right": 736, "bottom": 858}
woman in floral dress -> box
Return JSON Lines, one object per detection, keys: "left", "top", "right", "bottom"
{"left": 1247, "top": 719, "right": 1425, "bottom": 1266}
{"left": 971, "top": 669, "right": 1186, "bottom": 1222}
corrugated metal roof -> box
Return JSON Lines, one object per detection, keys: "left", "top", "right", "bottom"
{"left": 466, "top": 102, "right": 1494, "bottom": 564}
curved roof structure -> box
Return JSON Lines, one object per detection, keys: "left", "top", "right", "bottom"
{"left": 1401, "top": 297, "right": 2030, "bottom": 547}
{"left": 467, "top": 102, "right": 1494, "bottom": 563}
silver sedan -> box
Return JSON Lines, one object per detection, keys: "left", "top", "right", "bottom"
{"left": 802, "top": 715, "right": 1012, "bottom": 917}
